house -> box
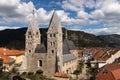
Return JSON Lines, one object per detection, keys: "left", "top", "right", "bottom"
{"left": 78, "top": 48, "right": 120, "bottom": 68}
{"left": 96, "top": 64, "right": 120, "bottom": 80}
{"left": 0, "top": 48, "right": 24, "bottom": 71}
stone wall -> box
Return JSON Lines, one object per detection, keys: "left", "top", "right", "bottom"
{"left": 26, "top": 53, "right": 56, "bottom": 77}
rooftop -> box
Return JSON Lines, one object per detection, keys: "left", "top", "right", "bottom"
{"left": 96, "top": 64, "right": 120, "bottom": 80}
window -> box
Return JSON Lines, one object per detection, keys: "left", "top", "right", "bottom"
{"left": 53, "top": 42, "right": 55, "bottom": 46}
{"left": 28, "top": 31, "right": 31, "bottom": 35}
{"left": 36, "top": 32, "right": 38, "bottom": 35}
{"left": 50, "top": 42, "right": 52, "bottom": 46}
{"left": 29, "top": 50, "right": 31, "bottom": 53}
{"left": 53, "top": 34, "right": 56, "bottom": 37}
{"left": 38, "top": 60, "right": 42, "bottom": 67}
{"left": 51, "top": 50, "right": 54, "bottom": 54}
{"left": 103, "top": 69, "right": 108, "bottom": 75}
{"left": 50, "top": 34, "right": 52, "bottom": 37}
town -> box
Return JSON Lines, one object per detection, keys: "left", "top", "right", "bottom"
{"left": 0, "top": 0, "right": 120, "bottom": 80}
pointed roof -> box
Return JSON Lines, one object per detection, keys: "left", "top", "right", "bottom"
{"left": 49, "top": 9, "right": 61, "bottom": 29}
{"left": 27, "top": 10, "right": 39, "bottom": 33}
{"left": 63, "top": 39, "right": 76, "bottom": 54}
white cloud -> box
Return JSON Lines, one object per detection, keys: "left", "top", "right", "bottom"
{"left": 0, "top": 0, "right": 20, "bottom": 6}
{"left": 89, "top": 20, "right": 98, "bottom": 24}
{"left": 62, "top": 0, "right": 95, "bottom": 11}
{"left": 90, "top": 10, "right": 105, "bottom": 19}
{"left": 37, "top": 8, "right": 51, "bottom": 24}
{"left": 0, "top": 26, "right": 20, "bottom": 31}
{"left": 62, "top": 0, "right": 85, "bottom": 11}
{"left": 84, "top": 27, "right": 120, "bottom": 35}
{"left": 77, "top": 10, "right": 89, "bottom": 20}
{"left": 0, "top": 0, "right": 120, "bottom": 35}
{"left": 0, "top": 0, "right": 35, "bottom": 23}
{"left": 100, "top": 0, "right": 120, "bottom": 14}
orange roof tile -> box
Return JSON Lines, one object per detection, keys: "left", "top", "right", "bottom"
{"left": 96, "top": 64, "right": 120, "bottom": 80}
{"left": 0, "top": 55, "right": 15, "bottom": 64}
{"left": 0, "top": 48, "right": 25, "bottom": 56}
{"left": 78, "top": 51, "right": 83, "bottom": 58}
{"left": 111, "top": 68, "right": 120, "bottom": 80}
{"left": 54, "top": 72, "right": 70, "bottom": 78}
{"left": 0, "top": 47, "right": 24, "bottom": 64}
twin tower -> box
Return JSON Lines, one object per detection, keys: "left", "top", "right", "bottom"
{"left": 25, "top": 9, "right": 63, "bottom": 76}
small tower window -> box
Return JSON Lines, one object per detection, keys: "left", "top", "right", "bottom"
{"left": 38, "top": 60, "right": 42, "bottom": 67}
{"left": 53, "top": 42, "right": 55, "bottom": 46}
{"left": 50, "top": 34, "right": 52, "bottom": 37}
{"left": 29, "top": 50, "right": 31, "bottom": 53}
{"left": 53, "top": 34, "right": 56, "bottom": 37}
{"left": 36, "top": 32, "right": 38, "bottom": 35}
{"left": 50, "top": 42, "right": 52, "bottom": 46}
{"left": 28, "top": 31, "right": 31, "bottom": 35}
{"left": 51, "top": 50, "right": 54, "bottom": 54}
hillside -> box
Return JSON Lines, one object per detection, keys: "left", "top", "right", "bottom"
{"left": 0, "top": 28, "right": 119, "bottom": 50}
{"left": 98, "top": 34, "right": 120, "bottom": 47}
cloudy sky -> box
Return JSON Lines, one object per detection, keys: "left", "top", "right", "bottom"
{"left": 0, "top": 0, "right": 120, "bottom": 35}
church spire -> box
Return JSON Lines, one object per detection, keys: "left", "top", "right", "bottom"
{"left": 25, "top": 8, "right": 41, "bottom": 54}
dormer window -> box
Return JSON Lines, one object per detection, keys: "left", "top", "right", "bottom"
{"left": 103, "top": 69, "right": 108, "bottom": 75}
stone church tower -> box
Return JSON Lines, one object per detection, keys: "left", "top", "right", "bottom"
{"left": 20, "top": 8, "right": 77, "bottom": 77}
{"left": 47, "top": 8, "right": 63, "bottom": 72}
{"left": 25, "top": 10, "right": 41, "bottom": 54}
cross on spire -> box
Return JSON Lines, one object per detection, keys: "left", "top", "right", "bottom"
{"left": 54, "top": 3, "right": 56, "bottom": 10}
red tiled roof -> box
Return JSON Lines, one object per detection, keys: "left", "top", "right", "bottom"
{"left": 0, "top": 48, "right": 25, "bottom": 56}
{"left": 54, "top": 72, "right": 70, "bottom": 78}
{"left": 0, "top": 47, "right": 25, "bottom": 64}
{"left": 0, "top": 55, "right": 15, "bottom": 64}
{"left": 111, "top": 69, "right": 120, "bottom": 80}
{"left": 78, "top": 50, "right": 83, "bottom": 58}
{"left": 78, "top": 48, "right": 120, "bottom": 61}
{"left": 96, "top": 64, "right": 120, "bottom": 80}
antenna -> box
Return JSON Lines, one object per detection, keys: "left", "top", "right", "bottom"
{"left": 53, "top": 2, "right": 56, "bottom": 10}
{"left": 65, "top": 26, "right": 68, "bottom": 39}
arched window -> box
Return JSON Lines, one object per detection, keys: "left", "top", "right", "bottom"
{"left": 38, "top": 60, "right": 42, "bottom": 67}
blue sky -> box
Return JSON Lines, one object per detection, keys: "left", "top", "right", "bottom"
{"left": 0, "top": 0, "right": 120, "bottom": 35}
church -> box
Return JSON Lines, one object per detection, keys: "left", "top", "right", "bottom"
{"left": 20, "top": 7, "right": 78, "bottom": 77}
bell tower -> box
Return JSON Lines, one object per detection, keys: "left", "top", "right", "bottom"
{"left": 47, "top": 7, "right": 63, "bottom": 72}
{"left": 25, "top": 10, "right": 41, "bottom": 54}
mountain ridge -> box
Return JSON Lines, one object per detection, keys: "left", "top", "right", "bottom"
{"left": 0, "top": 28, "right": 119, "bottom": 50}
